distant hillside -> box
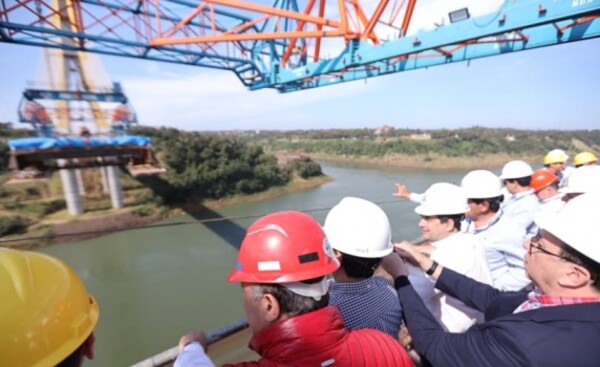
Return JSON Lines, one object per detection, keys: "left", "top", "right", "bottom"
{"left": 237, "top": 127, "right": 600, "bottom": 166}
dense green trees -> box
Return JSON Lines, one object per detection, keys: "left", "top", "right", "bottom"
{"left": 2, "top": 123, "right": 598, "bottom": 205}
{"left": 131, "top": 126, "right": 320, "bottom": 204}
{"left": 0, "top": 122, "right": 34, "bottom": 173}
{"left": 0, "top": 141, "right": 9, "bottom": 174}
{"left": 250, "top": 127, "right": 600, "bottom": 158}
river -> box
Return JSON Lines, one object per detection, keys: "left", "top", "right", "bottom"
{"left": 38, "top": 161, "right": 470, "bottom": 366}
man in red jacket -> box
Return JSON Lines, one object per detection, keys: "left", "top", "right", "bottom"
{"left": 175, "top": 211, "right": 413, "bottom": 367}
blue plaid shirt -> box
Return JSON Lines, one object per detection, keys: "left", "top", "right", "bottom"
{"left": 329, "top": 276, "right": 402, "bottom": 339}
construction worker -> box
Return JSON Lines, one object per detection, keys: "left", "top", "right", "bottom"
{"left": 384, "top": 192, "right": 600, "bottom": 367}
{"left": 530, "top": 169, "right": 564, "bottom": 213}
{"left": 175, "top": 211, "right": 413, "bottom": 367}
{"left": 398, "top": 183, "right": 492, "bottom": 332}
{"left": 499, "top": 160, "right": 539, "bottom": 237}
{"left": 574, "top": 151, "right": 598, "bottom": 168}
{"left": 323, "top": 197, "right": 401, "bottom": 339}
{"left": 543, "top": 149, "right": 573, "bottom": 186}
{"left": 461, "top": 170, "right": 530, "bottom": 291}
{"left": 0, "top": 248, "right": 99, "bottom": 367}
{"left": 560, "top": 165, "right": 600, "bottom": 202}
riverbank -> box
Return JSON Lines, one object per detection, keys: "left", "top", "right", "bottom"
{"left": 309, "top": 152, "right": 541, "bottom": 170}
{"left": 1, "top": 174, "right": 333, "bottom": 250}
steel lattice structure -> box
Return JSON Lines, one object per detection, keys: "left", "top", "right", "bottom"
{"left": 1, "top": 0, "right": 599, "bottom": 92}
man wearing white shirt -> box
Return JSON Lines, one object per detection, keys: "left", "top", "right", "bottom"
{"left": 461, "top": 170, "right": 530, "bottom": 291}
{"left": 499, "top": 160, "right": 539, "bottom": 237}
{"left": 400, "top": 182, "right": 492, "bottom": 332}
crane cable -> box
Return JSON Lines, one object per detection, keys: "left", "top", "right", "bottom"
{"left": 0, "top": 198, "right": 407, "bottom": 244}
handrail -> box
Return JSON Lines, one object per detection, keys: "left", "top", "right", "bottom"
{"left": 130, "top": 318, "right": 249, "bottom": 367}
{"left": 131, "top": 239, "right": 423, "bottom": 366}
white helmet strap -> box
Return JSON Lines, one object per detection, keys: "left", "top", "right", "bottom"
{"left": 280, "top": 277, "right": 329, "bottom": 300}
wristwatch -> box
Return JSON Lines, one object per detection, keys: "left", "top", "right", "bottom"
{"left": 425, "top": 260, "right": 439, "bottom": 276}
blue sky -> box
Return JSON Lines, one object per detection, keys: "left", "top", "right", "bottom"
{"left": 1, "top": 34, "right": 599, "bottom": 132}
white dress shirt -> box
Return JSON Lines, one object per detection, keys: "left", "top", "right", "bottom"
{"left": 463, "top": 210, "right": 530, "bottom": 291}
{"left": 408, "top": 231, "right": 493, "bottom": 332}
{"left": 539, "top": 194, "right": 565, "bottom": 213}
{"left": 502, "top": 189, "right": 540, "bottom": 238}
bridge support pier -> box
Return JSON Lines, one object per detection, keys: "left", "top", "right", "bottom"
{"left": 75, "top": 168, "right": 86, "bottom": 195}
{"left": 107, "top": 165, "right": 123, "bottom": 209}
{"left": 100, "top": 166, "right": 110, "bottom": 194}
{"left": 58, "top": 159, "right": 84, "bottom": 216}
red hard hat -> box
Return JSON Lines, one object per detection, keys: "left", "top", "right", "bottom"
{"left": 531, "top": 169, "right": 558, "bottom": 192}
{"left": 228, "top": 211, "right": 339, "bottom": 283}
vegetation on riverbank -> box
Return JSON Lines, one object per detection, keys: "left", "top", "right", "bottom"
{"left": 307, "top": 153, "right": 541, "bottom": 170}
{"left": 2, "top": 124, "right": 599, "bottom": 247}
{"left": 0, "top": 173, "right": 331, "bottom": 250}
{"left": 245, "top": 127, "right": 600, "bottom": 169}
{"left": 0, "top": 125, "right": 328, "bottom": 248}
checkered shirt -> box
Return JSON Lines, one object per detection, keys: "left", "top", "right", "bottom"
{"left": 514, "top": 288, "right": 600, "bottom": 313}
{"left": 329, "top": 276, "right": 402, "bottom": 339}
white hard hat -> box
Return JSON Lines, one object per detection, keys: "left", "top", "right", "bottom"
{"left": 560, "top": 165, "right": 600, "bottom": 194}
{"left": 461, "top": 170, "right": 503, "bottom": 199}
{"left": 499, "top": 160, "right": 534, "bottom": 180}
{"left": 534, "top": 192, "right": 600, "bottom": 263}
{"left": 323, "top": 197, "right": 393, "bottom": 258}
{"left": 415, "top": 183, "right": 469, "bottom": 216}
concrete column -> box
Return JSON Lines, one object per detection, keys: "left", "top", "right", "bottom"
{"left": 58, "top": 159, "right": 84, "bottom": 216}
{"left": 100, "top": 166, "right": 110, "bottom": 194}
{"left": 107, "top": 165, "right": 123, "bottom": 209}
{"left": 75, "top": 169, "right": 86, "bottom": 195}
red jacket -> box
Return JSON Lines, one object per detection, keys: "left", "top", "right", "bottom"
{"left": 224, "top": 306, "right": 412, "bottom": 367}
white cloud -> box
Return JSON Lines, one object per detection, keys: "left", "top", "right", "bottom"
{"left": 121, "top": 68, "right": 370, "bottom": 130}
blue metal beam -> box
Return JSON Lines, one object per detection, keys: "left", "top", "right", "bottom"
{"left": 23, "top": 89, "right": 128, "bottom": 103}
{"left": 269, "top": 0, "right": 600, "bottom": 91}
{"left": 1, "top": 0, "right": 599, "bottom": 92}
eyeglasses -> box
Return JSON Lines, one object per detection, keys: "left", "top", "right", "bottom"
{"left": 528, "top": 232, "right": 572, "bottom": 262}
{"left": 503, "top": 179, "right": 515, "bottom": 185}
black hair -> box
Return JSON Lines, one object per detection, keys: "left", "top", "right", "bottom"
{"left": 56, "top": 345, "right": 84, "bottom": 367}
{"left": 468, "top": 195, "right": 504, "bottom": 213}
{"left": 514, "top": 176, "right": 532, "bottom": 187}
{"left": 438, "top": 214, "right": 465, "bottom": 231}
{"left": 338, "top": 252, "right": 382, "bottom": 279}
{"left": 255, "top": 277, "right": 329, "bottom": 317}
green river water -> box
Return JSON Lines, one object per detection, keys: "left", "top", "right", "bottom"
{"left": 38, "top": 161, "right": 470, "bottom": 366}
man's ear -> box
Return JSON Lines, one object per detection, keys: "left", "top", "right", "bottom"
{"left": 443, "top": 219, "right": 455, "bottom": 233}
{"left": 82, "top": 332, "right": 96, "bottom": 360}
{"left": 261, "top": 293, "right": 281, "bottom": 323}
{"left": 480, "top": 201, "right": 491, "bottom": 213}
{"left": 333, "top": 249, "right": 343, "bottom": 261}
{"left": 557, "top": 264, "right": 592, "bottom": 289}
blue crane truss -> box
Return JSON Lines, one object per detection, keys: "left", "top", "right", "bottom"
{"left": 1, "top": 0, "right": 599, "bottom": 92}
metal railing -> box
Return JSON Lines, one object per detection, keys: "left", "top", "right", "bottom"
{"left": 131, "top": 318, "right": 249, "bottom": 367}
